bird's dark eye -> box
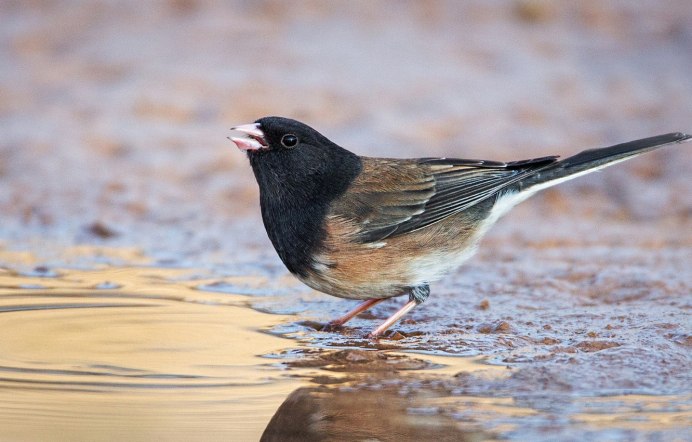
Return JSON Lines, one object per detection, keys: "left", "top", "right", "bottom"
{"left": 281, "top": 134, "right": 298, "bottom": 148}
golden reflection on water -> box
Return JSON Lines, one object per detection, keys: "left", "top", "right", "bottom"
{"left": 0, "top": 264, "right": 298, "bottom": 441}
{"left": 571, "top": 395, "right": 692, "bottom": 431}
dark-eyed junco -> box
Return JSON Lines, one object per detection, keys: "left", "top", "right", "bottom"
{"left": 229, "top": 117, "right": 690, "bottom": 338}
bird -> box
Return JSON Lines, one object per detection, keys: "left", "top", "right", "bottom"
{"left": 229, "top": 116, "right": 690, "bottom": 338}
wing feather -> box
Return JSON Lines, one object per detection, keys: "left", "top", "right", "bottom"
{"left": 330, "top": 156, "right": 558, "bottom": 242}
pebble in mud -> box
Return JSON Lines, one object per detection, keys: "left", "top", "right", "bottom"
{"left": 540, "top": 337, "right": 559, "bottom": 345}
{"left": 575, "top": 341, "right": 621, "bottom": 352}
{"left": 477, "top": 321, "right": 512, "bottom": 334}
{"left": 666, "top": 333, "right": 692, "bottom": 347}
{"left": 84, "top": 222, "right": 120, "bottom": 239}
{"left": 286, "top": 349, "right": 436, "bottom": 372}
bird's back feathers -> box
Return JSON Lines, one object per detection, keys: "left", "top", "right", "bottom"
{"left": 337, "top": 156, "right": 558, "bottom": 242}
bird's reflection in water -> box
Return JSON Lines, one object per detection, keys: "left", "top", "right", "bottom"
{"left": 261, "top": 385, "right": 490, "bottom": 442}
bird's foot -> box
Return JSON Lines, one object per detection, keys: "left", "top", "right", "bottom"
{"left": 367, "top": 299, "right": 418, "bottom": 339}
{"left": 321, "top": 298, "right": 385, "bottom": 332}
{"left": 366, "top": 330, "right": 380, "bottom": 339}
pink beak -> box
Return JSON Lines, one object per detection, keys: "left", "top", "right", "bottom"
{"left": 229, "top": 123, "right": 268, "bottom": 151}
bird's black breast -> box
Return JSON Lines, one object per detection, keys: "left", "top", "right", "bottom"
{"left": 249, "top": 147, "right": 362, "bottom": 277}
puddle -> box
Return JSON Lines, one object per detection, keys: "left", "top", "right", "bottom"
{"left": 0, "top": 263, "right": 298, "bottom": 441}
{"left": 1, "top": 248, "right": 690, "bottom": 441}
{"left": 0, "top": 255, "right": 511, "bottom": 441}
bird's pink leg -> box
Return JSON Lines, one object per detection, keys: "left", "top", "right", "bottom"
{"left": 323, "top": 298, "right": 385, "bottom": 330}
{"left": 368, "top": 299, "right": 417, "bottom": 338}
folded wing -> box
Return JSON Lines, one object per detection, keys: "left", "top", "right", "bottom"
{"left": 331, "top": 156, "right": 558, "bottom": 242}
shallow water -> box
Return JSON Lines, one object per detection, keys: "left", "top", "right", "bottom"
{"left": 0, "top": 253, "right": 689, "bottom": 441}
{"left": 0, "top": 262, "right": 504, "bottom": 441}
{"left": 0, "top": 264, "right": 299, "bottom": 440}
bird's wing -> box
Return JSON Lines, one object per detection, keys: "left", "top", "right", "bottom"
{"left": 332, "top": 156, "right": 558, "bottom": 242}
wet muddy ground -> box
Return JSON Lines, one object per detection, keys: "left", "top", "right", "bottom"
{"left": 2, "top": 1, "right": 692, "bottom": 441}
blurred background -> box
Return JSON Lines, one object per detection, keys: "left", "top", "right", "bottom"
{"left": 1, "top": 0, "right": 691, "bottom": 264}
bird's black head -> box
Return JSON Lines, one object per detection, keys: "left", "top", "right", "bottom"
{"left": 229, "top": 116, "right": 362, "bottom": 276}
{"left": 250, "top": 116, "right": 337, "bottom": 154}
{"left": 230, "top": 116, "right": 361, "bottom": 192}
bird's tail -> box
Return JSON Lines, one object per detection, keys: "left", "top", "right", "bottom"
{"left": 515, "top": 132, "right": 691, "bottom": 194}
